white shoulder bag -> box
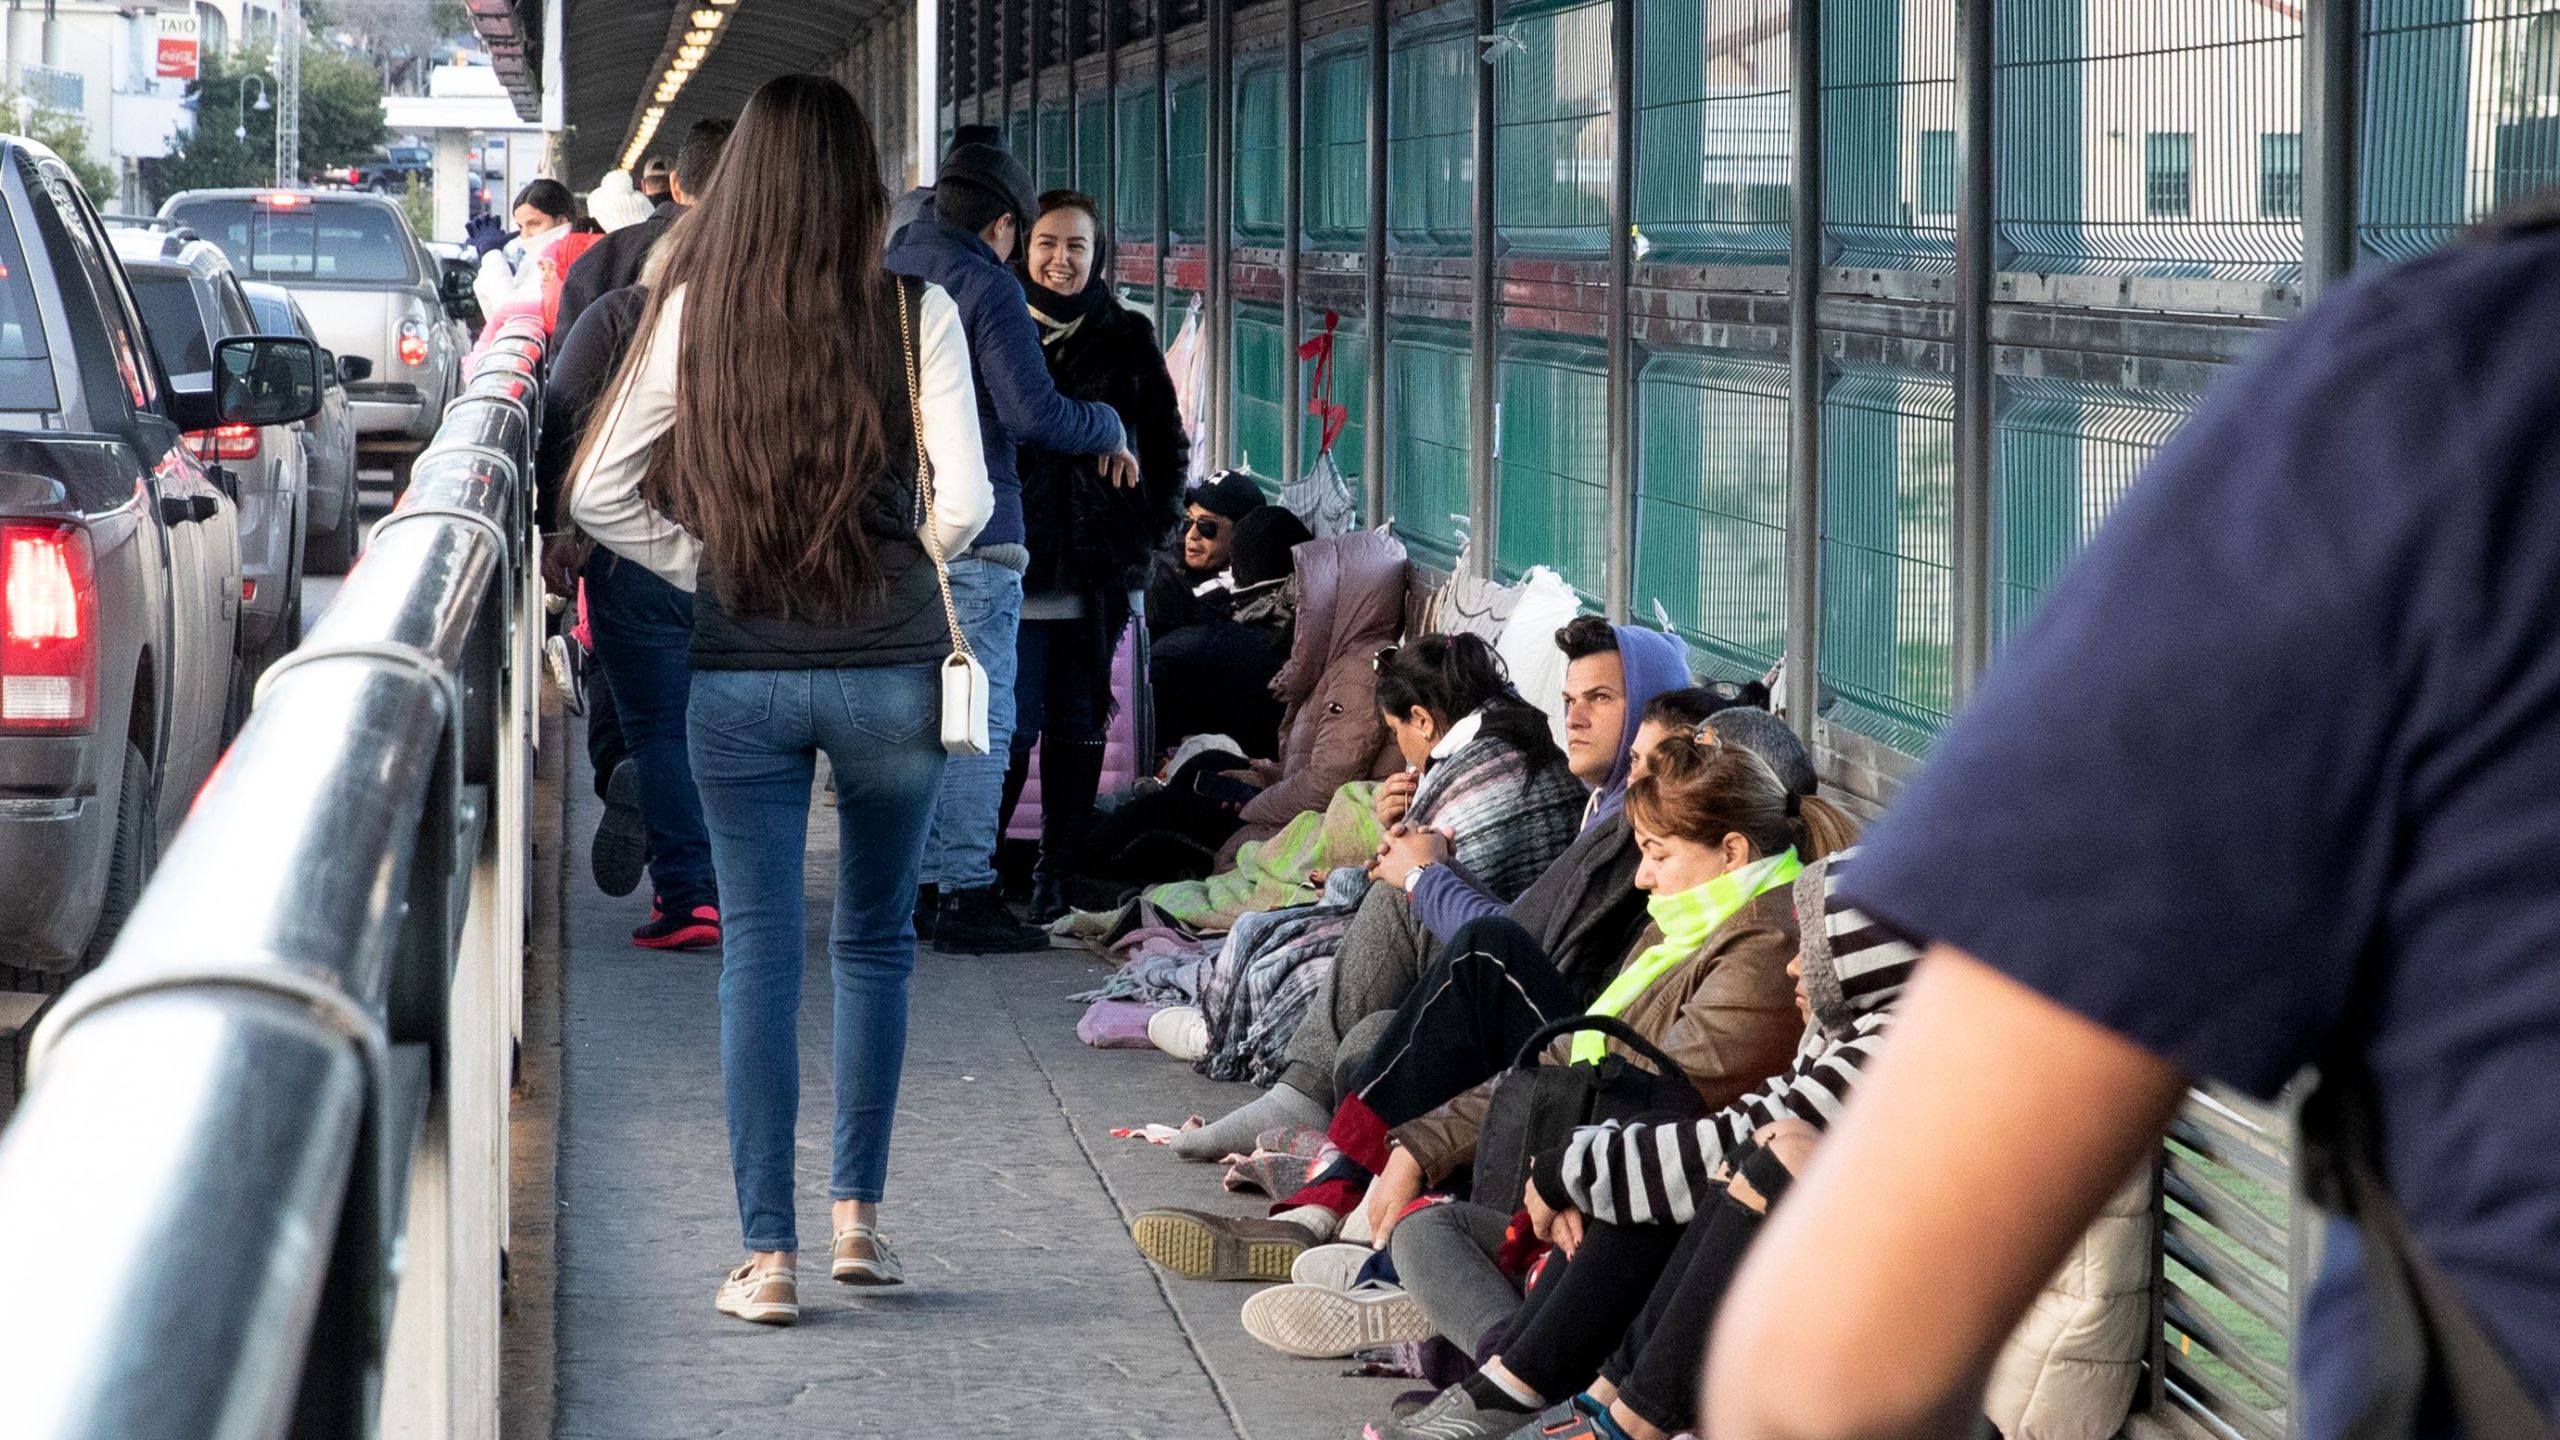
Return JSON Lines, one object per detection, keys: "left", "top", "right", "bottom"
{"left": 896, "top": 281, "right": 991, "bottom": 756}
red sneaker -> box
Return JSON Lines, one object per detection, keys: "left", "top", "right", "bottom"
{"left": 633, "top": 903, "right": 719, "bottom": 951}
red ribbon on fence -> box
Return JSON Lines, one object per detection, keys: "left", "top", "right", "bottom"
{"left": 1299, "top": 309, "right": 1349, "bottom": 455}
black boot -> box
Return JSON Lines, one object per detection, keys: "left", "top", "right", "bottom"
{"left": 914, "top": 884, "right": 939, "bottom": 941}
{"left": 1032, "top": 738, "right": 1109, "bottom": 924}
{"left": 932, "top": 885, "right": 1050, "bottom": 955}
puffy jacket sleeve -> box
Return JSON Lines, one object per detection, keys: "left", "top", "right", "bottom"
{"left": 1240, "top": 658, "right": 1386, "bottom": 826}
{"left": 1983, "top": 1162, "right": 2156, "bottom": 1440}
{"left": 971, "top": 276, "right": 1126, "bottom": 456}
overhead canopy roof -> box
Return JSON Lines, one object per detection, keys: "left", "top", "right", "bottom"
{"left": 556, "top": 0, "right": 906, "bottom": 187}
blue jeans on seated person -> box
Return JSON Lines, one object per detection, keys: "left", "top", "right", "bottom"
{"left": 583, "top": 548, "right": 715, "bottom": 908}
{"left": 686, "top": 663, "right": 945, "bottom": 1254}
{"left": 917, "top": 552, "right": 1022, "bottom": 893}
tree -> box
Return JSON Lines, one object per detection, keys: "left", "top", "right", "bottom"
{"left": 150, "top": 45, "right": 388, "bottom": 202}
{"left": 10, "top": 100, "right": 116, "bottom": 206}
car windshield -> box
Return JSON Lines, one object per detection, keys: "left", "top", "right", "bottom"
{"left": 126, "top": 271, "right": 213, "bottom": 385}
{"left": 246, "top": 294, "right": 295, "bottom": 334}
{"left": 164, "top": 199, "right": 414, "bottom": 284}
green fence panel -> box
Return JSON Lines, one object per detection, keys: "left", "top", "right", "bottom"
{"left": 1390, "top": 8, "right": 1478, "bottom": 252}
{"left": 1306, "top": 42, "right": 1371, "bottom": 245}
{"left": 1823, "top": 0, "right": 1955, "bottom": 271}
{"left": 2361, "top": 0, "right": 2560, "bottom": 262}
{"left": 1116, "top": 81, "right": 1161, "bottom": 241}
{"left": 1634, "top": 0, "right": 1791, "bottom": 265}
{"left": 1170, "top": 70, "right": 1210, "bottom": 242}
{"left": 1039, "top": 100, "right": 1073, "bottom": 189}
{"left": 1819, "top": 368, "right": 1954, "bottom": 751}
{"left": 1991, "top": 377, "right": 2197, "bottom": 643}
{"left": 1011, "top": 105, "right": 1036, "bottom": 158}
{"left": 1077, "top": 95, "right": 1110, "bottom": 202}
{"left": 1233, "top": 300, "right": 1292, "bottom": 482}
{"left": 1634, "top": 351, "right": 1789, "bottom": 683}
{"left": 1237, "top": 60, "right": 1288, "bottom": 242}
{"left": 1495, "top": 0, "right": 1616, "bottom": 254}
{"left": 1388, "top": 324, "right": 1472, "bottom": 569}
{"left": 1496, "top": 338, "right": 1612, "bottom": 603}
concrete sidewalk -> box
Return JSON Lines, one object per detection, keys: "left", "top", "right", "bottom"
{"left": 545, "top": 752, "right": 1409, "bottom": 1440}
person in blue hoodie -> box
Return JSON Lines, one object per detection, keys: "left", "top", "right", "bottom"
{"left": 885, "top": 140, "right": 1138, "bottom": 954}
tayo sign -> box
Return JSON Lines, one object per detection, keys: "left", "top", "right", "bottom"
{"left": 156, "top": 13, "right": 200, "bottom": 81}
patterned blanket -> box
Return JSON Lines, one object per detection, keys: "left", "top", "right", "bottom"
{"left": 1192, "top": 719, "right": 1586, "bottom": 1084}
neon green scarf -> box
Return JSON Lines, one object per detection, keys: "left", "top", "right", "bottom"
{"left": 1571, "top": 849, "right": 1801, "bottom": 1064}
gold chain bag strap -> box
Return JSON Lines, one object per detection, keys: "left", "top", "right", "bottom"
{"left": 896, "top": 280, "right": 991, "bottom": 756}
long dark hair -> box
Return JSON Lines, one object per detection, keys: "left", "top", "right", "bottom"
{"left": 1625, "top": 734, "right": 1858, "bottom": 863}
{"left": 594, "top": 73, "right": 899, "bottom": 622}
{"left": 1375, "top": 633, "right": 1518, "bottom": 730}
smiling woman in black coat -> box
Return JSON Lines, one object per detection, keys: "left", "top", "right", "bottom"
{"left": 1004, "top": 189, "right": 1192, "bottom": 921}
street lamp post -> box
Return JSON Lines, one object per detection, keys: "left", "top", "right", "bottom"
{"left": 235, "top": 74, "right": 272, "bottom": 152}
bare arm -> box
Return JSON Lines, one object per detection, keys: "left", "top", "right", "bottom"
{"left": 1702, "top": 946, "right": 2187, "bottom": 1440}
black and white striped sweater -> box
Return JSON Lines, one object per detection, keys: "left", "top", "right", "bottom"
{"left": 1538, "top": 1008, "right": 1894, "bottom": 1226}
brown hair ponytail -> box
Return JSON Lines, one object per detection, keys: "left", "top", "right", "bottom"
{"left": 1626, "top": 733, "right": 1859, "bottom": 863}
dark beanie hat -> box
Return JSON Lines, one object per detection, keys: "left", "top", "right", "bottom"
{"left": 939, "top": 141, "right": 1036, "bottom": 222}
{"left": 1188, "top": 468, "right": 1267, "bottom": 522}
{"left": 1230, "top": 505, "right": 1315, "bottom": 589}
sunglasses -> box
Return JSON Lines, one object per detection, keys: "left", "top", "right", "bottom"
{"left": 1371, "top": 645, "right": 1399, "bottom": 672}
{"left": 1183, "top": 516, "right": 1226, "bottom": 539}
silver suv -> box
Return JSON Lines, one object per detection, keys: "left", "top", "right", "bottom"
{"left": 156, "top": 189, "right": 463, "bottom": 492}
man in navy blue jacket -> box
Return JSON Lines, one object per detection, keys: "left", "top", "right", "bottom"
{"left": 886, "top": 141, "right": 1136, "bottom": 954}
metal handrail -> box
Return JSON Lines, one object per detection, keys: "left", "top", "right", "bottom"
{"left": 0, "top": 317, "right": 548, "bottom": 1440}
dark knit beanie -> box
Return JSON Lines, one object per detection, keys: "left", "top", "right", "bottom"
{"left": 938, "top": 141, "right": 1036, "bottom": 223}
{"left": 1230, "top": 505, "right": 1315, "bottom": 589}
{"left": 1188, "top": 469, "right": 1268, "bottom": 522}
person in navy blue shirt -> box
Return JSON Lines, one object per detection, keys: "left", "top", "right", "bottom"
{"left": 1703, "top": 219, "right": 2560, "bottom": 1440}
{"left": 886, "top": 141, "right": 1137, "bottom": 956}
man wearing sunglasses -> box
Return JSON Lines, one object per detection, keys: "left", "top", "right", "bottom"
{"left": 1146, "top": 469, "right": 1269, "bottom": 639}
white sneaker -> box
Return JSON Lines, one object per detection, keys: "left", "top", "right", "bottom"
{"left": 1148, "top": 1004, "right": 1211, "bottom": 1061}
{"left": 713, "top": 1261, "right": 798, "bottom": 1326}
{"left": 1240, "top": 1281, "right": 1435, "bottom": 1358}
{"left": 544, "top": 633, "right": 586, "bottom": 716}
{"left": 1291, "top": 1241, "right": 1375, "bottom": 1291}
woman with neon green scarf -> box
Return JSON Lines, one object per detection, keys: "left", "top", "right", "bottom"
{"left": 1128, "top": 728, "right": 1859, "bottom": 1282}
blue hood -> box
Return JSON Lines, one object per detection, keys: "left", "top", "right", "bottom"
{"left": 1588, "top": 624, "right": 1691, "bottom": 828}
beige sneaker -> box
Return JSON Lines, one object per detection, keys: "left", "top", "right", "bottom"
{"left": 831, "top": 1225, "right": 904, "bottom": 1286}
{"left": 714, "top": 1261, "right": 799, "bottom": 1325}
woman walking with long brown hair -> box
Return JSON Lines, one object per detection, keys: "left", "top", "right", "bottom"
{"left": 568, "top": 73, "right": 992, "bottom": 1327}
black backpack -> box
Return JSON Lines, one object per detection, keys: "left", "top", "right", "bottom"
{"left": 1469, "top": 1013, "right": 1705, "bottom": 1215}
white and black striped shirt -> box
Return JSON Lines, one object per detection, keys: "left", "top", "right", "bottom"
{"left": 1550, "top": 1011, "right": 1893, "bottom": 1227}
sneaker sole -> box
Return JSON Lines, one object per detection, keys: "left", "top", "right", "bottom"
{"left": 714, "top": 1297, "right": 799, "bottom": 1326}
{"left": 632, "top": 923, "right": 720, "bottom": 951}
{"left": 1130, "top": 1212, "right": 1304, "bottom": 1282}
{"left": 1290, "top": 1242, "right": 1376, "bottom": 1290}
{"left": 591, "top": 763, "right": 647, "bottom": 898}
{"left": 1240, "top": 1284, "right": 1434, "bottom": 1359}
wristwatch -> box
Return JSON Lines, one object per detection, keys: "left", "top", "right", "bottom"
{"left": 1399, "top": 862, "right": 1436, "bottom": 895}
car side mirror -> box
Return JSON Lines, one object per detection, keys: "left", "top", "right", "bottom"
{"left": 336, "top": 352, "right": 373, "bottom": 384}
{"left": 212, "top": 335, "right": 321, "bottom": 428}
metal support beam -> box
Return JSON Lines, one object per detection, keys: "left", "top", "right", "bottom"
{"left": 1468, "top": 0, "right": 1497, "bottom": 579}
{"left": 2303, "top": 0, "right": 2360, "bottom": 302}
{"left": 1603, "top": 0, "right": 1636, "bottom": 620}
{"left": 1103, "top": 0, "right": 1120, "bottom": 240}
{"left": 1362, "top": 0, "right": 1389, "bottom": 526}
{"left": 1783, "top": 0, "right": 1823, "bottom": 740}
{"left": 1207, "top": 0, "right": 1234, "bottom": 470}
{"left": 1281, "top": 0, "right": 1305, "bottom": 493}
{"left": 1030, "top": 0, "right": 1045, "bottom": 180}
{"left": 1155, "top": 1, "right": 1171, "bottom": 339}
{"left": 1950, "top": 0, "right": 1994, "bottom": 697}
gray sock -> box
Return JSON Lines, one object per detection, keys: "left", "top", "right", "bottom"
{"left": 1170, "top": 1084, "right": 1330, "bottom": 1161}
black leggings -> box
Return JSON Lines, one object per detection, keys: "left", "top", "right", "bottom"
{"left": 1345, "top": 915, "right": 1580, "bottom": 1139}
{"left": 1604, "top": 1145, "right": 1795, "bottom": 1433}
{"left": 1496, "top": 1143, "right": 1794, "bottom": 1430}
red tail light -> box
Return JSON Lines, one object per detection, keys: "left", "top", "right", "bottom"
{"left": 0, "top": 523, "right": 96, "bottom": 732}
{"left": 398, "top": 335, "right": 429, "bottom": 366}
{"left": 184, "top": 423, "right": 261, "bottom": 462}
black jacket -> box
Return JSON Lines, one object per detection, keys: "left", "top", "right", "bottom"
{"left": 1018, "top": 297, "right": 1189, "bottom": 602}
{"left": 554, "top": 202, "right": 681, "bottom": 343}
{"left": 538, "top": 284, "right": 650, "bottom": 529}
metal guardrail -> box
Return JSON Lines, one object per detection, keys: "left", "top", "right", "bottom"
{"left": 0, "top": 316, "right": 548, "bottom": 1440}
{"left": 2132, "top": 1086, "right": 2313, "bottom": 1440}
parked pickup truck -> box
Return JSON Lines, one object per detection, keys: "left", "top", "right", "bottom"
{"left": 157, "top": 188, "right": 460, "bottom": 492}
{"left": 0, "top": 141, "right": 320, "bottom": 985}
